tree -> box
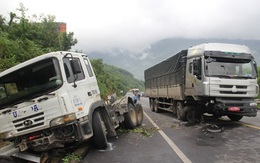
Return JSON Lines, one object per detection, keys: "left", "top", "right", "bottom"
{"left": 59, "top": 32, "right": 78, "bottom": 51}
{"left": 0, "top": 3, "right": 78, "bottom": 71}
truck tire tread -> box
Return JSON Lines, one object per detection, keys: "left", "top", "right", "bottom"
{"left": 92, "top": 111, "right": 108, "bottom": 149}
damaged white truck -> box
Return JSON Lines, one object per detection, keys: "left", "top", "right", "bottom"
{"left": 0, "top": 51, "right": 143, "bottom": 159}
{"left": 145, "top": 43, "right": 258, "bottom": 122}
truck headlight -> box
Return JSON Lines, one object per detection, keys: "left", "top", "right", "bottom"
{"left": 3, "top": 131, "right": 14, "bottom": 139}
{"left": 50, "top": 113, "right": 76, "bottom": 127}
{"left": 250, "top": 102, "right": 257, "bottom": 107}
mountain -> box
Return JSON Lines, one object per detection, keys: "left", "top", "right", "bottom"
{"left": 87, "top": 38, "right": 260, "bottom": 80}
{"left": 90, "top": 59, "right": 144, "bottom": 98}
{"left": 104, "top": 63, "right": 144, "bottom": 92}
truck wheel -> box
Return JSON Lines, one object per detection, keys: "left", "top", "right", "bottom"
{"left": 176, "top": 101, "right": 185, "bottom": 121}
{"left": 135, "top": 103, "right": 144, "bottom": 127}
{"left": 171, "top": 101, "right": 177, "bottom": 115}
{"left": 150, "top": 99, "right": 155, "bottom": 112}
{"left": 123, "top": 103, "right": 137, "bottom": 129}
{"left": 154, "top": 99, "right": 161, "bottom": 113}
{"left": 185, "top": 106, "right": 201, "bottom": 124}
{"left": 92, "top": 111, "right": 108, "bottom": 149}
{"left": 227, "top": 114, "right": 243, "bottom": 121}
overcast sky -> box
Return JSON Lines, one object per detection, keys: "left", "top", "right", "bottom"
{"left": 1, "top": 0, "right": 260, "bottom": 53}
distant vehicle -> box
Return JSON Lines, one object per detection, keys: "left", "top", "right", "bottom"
{"left": 125, "top": 92, "right": 136, "bottom": 104}
{"left": 129, "top": 88, "right": 140, "bottom": 95}
{"left": 126, "top": 91, "right": 134, "bottom": 97}
{"left": 145, "top": 43, "right": 258, "bottom": 122}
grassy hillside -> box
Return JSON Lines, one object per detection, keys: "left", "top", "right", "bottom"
{"left": 90, "top": 59, "right": 144, "bottom": 99}
{"left": 104, "top": 63, "right": 144, "bottom": 91}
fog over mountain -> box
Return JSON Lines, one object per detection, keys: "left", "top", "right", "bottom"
{"left": 86, "top": 38, "right": 260, "bottom": 80}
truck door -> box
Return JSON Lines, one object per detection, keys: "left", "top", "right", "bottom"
{"left": 192, "top": 57, "right": 204, "bottom": 96}
{"left": 62, "top": 56, "right": 98, "bottom": 117}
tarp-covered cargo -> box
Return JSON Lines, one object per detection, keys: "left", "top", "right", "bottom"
{"left": 144, "top": 50, "right": 187, "bottom": 89}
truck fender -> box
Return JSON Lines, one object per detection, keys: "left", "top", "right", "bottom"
{"left": 88, "top": 100, "right": 117, "bottom": 138}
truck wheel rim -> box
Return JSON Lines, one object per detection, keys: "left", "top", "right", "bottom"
{"left": 130, "top": 108, "right": 137, "bottom": 124}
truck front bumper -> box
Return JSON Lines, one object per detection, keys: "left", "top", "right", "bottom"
{"left": 16, "top": 119, "right": 93, "bottom": 152}
{"left": 214, "top": 98, "right": 258, "bottom": 117}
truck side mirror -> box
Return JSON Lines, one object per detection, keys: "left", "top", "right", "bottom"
{"left": 70, "top": 59, "right": 82, "bottom": 88}
{"left": 70, "top": 60, "right": 81, "bottom": 74}
{"left": 193, "top": 58, "right": 201, "bottom": 80}
{"left": 253, "top": 61, "right": 258, "bottom": 77}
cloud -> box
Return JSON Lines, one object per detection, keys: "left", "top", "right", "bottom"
{"left": 1, "top": 0, "right": 260, "bottom": 54}
{"left": 139, "top": 52, "right": 149, "bottom": 60}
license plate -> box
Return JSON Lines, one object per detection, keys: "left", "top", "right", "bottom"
{"left": 228, "top": 107, "right": 240, "bottom": 112}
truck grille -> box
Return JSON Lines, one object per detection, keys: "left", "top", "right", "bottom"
{"left": 219, "top": 85, "right": 247, "bottom": 95}
{"left": 219, "top": 85, "right": 247, "bottom": 89}
{"left": 220, "top": 91, "right": 246, "bottom": 94}
{"left": 13, "top": 112, "right": 44, "bottom": 132}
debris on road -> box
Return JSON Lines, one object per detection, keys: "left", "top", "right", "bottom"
{"left": 206, "top": 124, "right": 223, "bottom": 133}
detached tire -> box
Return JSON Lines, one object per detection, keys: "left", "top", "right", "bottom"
{"left": 227, "top": 114, "right": 243, "bottom": 121}
{"left": 135, "top": 103, "right": 144, "bottom": 127}
{"left": 92, "top": 111, "right": 108, "bottom": 149}
{"left": 123, "top": 103, "right": 137, "bottom": 129}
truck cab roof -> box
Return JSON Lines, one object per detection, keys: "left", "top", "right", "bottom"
{"left": 0, "top": 51, "right": 86, "bottom": 77}
{"left": 187, "top": 43, "right": 252, "bottom": 58}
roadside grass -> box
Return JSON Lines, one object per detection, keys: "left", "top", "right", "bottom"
{"left": 62, "top": 153, "right": 81, "bottom": 163}
{"left": 116, "top": 126, "right": 159, "bottom": 137}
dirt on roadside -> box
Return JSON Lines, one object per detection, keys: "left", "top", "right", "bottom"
{"left": 0, "top": 137, "right": 11, "bottom": 149}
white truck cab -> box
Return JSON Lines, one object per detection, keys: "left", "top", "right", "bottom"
{"left": 0, "top": 51, "right": 143, "bottom": 153}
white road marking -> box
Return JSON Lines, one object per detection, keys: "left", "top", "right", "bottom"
{"left": 143, "top": 111, "right": 192, "bottom": 163}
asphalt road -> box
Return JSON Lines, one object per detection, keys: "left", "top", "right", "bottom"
{"left": 83, "top": 97, "right": 260, "bottom": 163}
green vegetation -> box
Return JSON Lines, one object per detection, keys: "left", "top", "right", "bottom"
{"left": 0, "top": 3, "right": 77, "bottom": 71}
{"left": 91, "top": 59, "right": 144, "bottom": 99}
{"left": 62, "top": 153, "right": 81, "bottom": 163}
{"left": 258, "top": 67, "right": 260, "bottom": 99}
{"left": 117, "top": 127, "right": 159, "bottom": 137}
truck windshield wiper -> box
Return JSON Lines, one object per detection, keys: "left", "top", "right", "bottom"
{"left": 232, "top": 75, "right": 253, "bottom": 79}
{"left": 209, "top": 74, "right": 231, "bottom": 78}
{"left": 220, "top": 65, "right": 228, "bottom": 75}
{"left": 209, "top": 74, "right": 254, "bottom": 79}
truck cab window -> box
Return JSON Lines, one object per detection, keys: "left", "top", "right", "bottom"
{"left": 83, "top": 58, "right": 94, "bottom": 77}
{"left": 193, "top": 58, "right": 202, "bottom": 79}
{"left": 189, "top": 62, "right": 192, "bottom": 73}
{"left": 205, "top": 57, "right": 256, "bottom": 78}
{"left": 0, "top": 58, "right": 62, "bottom": 109}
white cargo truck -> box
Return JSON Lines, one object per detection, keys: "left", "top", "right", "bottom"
{"left": 0, "top": 51, "right": 143, "bottom": 159}
{"left": 145, "top": 43, "right": 258, "bottom": 122}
